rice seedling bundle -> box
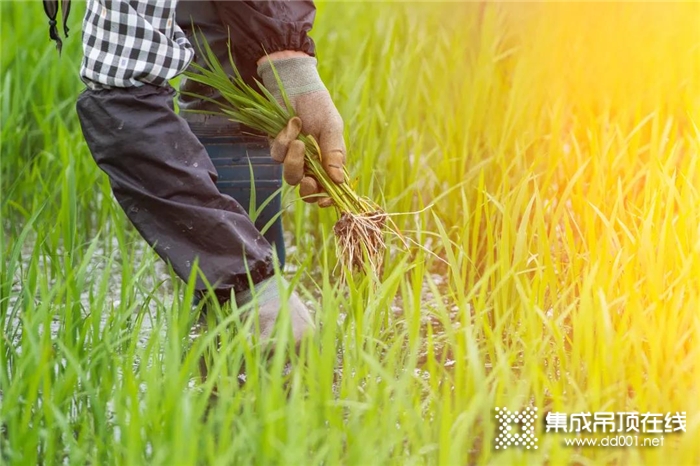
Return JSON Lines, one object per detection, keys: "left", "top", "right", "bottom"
{"left": 183, "top": 38, "right": 396, "bottom": 276}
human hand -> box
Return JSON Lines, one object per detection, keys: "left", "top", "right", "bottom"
{"left": 258, "top": 54, "right": 346, "bottom": 207}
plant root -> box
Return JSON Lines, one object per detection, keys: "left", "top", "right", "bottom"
{"left": 334, "top": 210, "right": 388, "bottom": 277}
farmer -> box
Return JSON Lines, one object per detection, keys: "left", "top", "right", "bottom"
{"left": 44, "top": 0, "right": 347, "bottom": 343}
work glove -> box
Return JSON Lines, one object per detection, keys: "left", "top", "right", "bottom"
{"left": 258, "top": 57, "right": 346, "bottom": 208}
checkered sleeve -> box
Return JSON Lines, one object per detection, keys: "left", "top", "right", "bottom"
{"left": 80, "top": 0, "right": 194, "bottom": 89}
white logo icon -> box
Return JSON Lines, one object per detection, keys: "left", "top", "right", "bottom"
{"left": 495, "top": 407, "right": 539, "bottom": 449}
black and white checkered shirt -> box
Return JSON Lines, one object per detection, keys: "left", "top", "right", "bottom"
{"left": 80, "top": 0, "right": 194, "bottom": 89}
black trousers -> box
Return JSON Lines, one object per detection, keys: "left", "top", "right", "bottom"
{"left": 76, "top": 84, "right": 275, "bottom": 301}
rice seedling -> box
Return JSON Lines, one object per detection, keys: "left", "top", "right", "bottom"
{"left": 182, "top": 37, "right": 396, "bottom": 276}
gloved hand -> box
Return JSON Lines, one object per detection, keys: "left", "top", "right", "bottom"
{"left": 258, "top": 56, "right": 346, "bottom": 207}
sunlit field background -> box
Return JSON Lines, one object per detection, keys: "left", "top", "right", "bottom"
{"left": 2, "top": 1, "right": 700, "bottom": 464}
